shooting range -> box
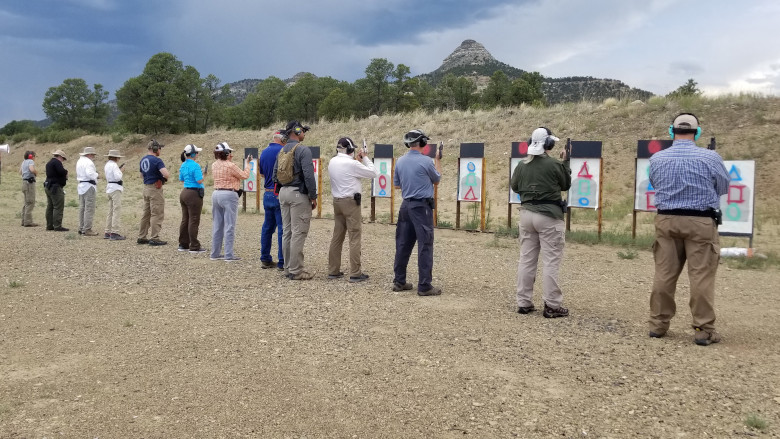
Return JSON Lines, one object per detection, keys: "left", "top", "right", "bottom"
{"left": 310, "top": 146, "right": 322, "bottom": 218}
{"left": 720, "top": 160, "right": 756, "bottom": 246}
{"left": 455, "top": 143, "right": 486, "bottom": 231}
{"left": 242, "top": 147, "right": 259, "bottom": 212}
{"left": 566, "top": 140, "right": 604, "bottom": 237}
{"left": 370, "top": 144, "right": 395, "bottom": 223}
{"left": 507, "top": 141, "right": 528, "bottom": 228}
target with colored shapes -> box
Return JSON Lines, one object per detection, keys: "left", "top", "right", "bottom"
{"left": 719, "top": 160, "right": 755, "bottom": 235}
{"left": 567, "top": 158, "right": 601, "bottom": 208}
{"left": 372, "top": 157, "right": 393, "bottom": 198}
{"left": 458, "top": 158, "right": 482, "bottom": 202}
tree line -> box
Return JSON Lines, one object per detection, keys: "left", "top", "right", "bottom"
{"left": 2, "top": 51, "right": 701, "bottom": 139}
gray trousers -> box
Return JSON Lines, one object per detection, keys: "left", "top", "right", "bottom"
{"left": 211, "top": 190, "right": 239, "bottom": 259}
{"left": 21, "top": 180, "right": 36, "bottom": 226}
{"left": 78, "top": 186, "right": 97, "bottom": 233}
{"left": 105, "top": 190, "right": 122, "bottom": 234}
{"left": 516, "top": 209, "right": 565, "bottom": 308}
{"left": 279, "top": 186, "right": 312, "bottom": 275}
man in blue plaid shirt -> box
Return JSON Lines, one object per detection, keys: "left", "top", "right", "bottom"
{"left": 648, "top": 113, "right": 729, "bottom": 346}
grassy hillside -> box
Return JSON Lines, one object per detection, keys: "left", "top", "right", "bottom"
{"left": 3, "top": 94, "right": 779, "bottom": 251}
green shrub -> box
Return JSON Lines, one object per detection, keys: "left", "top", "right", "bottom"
{"left": 617, "top": 249, "right": 639, "bottom": 260}
{"left": 36, "top": 129, "right": 86, "bottom": 144}
{"left": 744, "top": 413, "right": 768, "bottom": 431}
{"left": 11, "top": 132, "right": 34, "bottom": 143}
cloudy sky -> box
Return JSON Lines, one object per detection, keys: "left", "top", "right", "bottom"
{"left": 1, "top": 0, "right": 779, "bottom": 127}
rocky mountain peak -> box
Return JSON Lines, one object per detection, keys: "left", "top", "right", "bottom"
{"left": 440, "top": 39, "right": 497, "bottom": 71}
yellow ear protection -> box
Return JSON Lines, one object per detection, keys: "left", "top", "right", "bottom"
{"left": 669, "top": 113, "right": 702, "bottom": 141}
{"left": 528, "top": 127, "right": 556, "bottom": 150}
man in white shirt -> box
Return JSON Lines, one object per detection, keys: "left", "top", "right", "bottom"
{"left": 76, "top": 146, "right": 100, "bottom": 236}
{"left": 327, "top": 137, "right": 379, "bottom": 282}
{"left": 104, "top": 149, "right": 126, "bottom": 240}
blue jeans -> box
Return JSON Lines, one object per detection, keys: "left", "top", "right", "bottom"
{"left": 260, "top": 191, "right": 284, "bottom": 267}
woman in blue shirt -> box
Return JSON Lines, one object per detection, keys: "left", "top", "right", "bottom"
{"left": 178, "top": 144, "right": 205, "bottom": 253}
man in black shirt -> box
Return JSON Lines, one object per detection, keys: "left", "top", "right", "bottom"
{"left": 44, "top": 149, "right": 69, "bottom": 231}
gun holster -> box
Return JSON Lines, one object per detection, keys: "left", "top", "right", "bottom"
{"left": 354, "top": 193, "right": 361, "bottom": 206}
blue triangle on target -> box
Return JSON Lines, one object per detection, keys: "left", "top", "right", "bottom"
{"left": 647, "top": 181, "right": 654, "bottom": 191}
{"left": 728, "top": 165, "right": 742, "bottom": 182}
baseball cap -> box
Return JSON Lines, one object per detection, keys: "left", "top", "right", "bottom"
{"left": 527, "top": 127, "right": 559, "bottom": 156}
{"left": 337, "top": 137, "right": 356, "bottom": 150}
{"left": 215, "top": 142, "right": 233, "bottom": 153}
{"left": 672, "top": 113, "right": 699, "bottom": 131}
{"left": 184, "top": 144, "right": 202, "bottom": 155}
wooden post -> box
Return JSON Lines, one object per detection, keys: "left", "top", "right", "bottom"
{"left": 370, "top": 197, "right": 376, "bottom": 222}
{"left": 566, "top": 209, "right": 572, "bottom": 232}
{"left": 317, "top": 167, "right": 322, "bottom": 219}
{"left": 390, "top": 157, "right": 396, "bottom": 224}
{"left": 242, "top": 193, "right": 247, "bottom": 212}
{"left": 507, "top": 202, "right": 512, "bottom": 229}
{"left": 455, "top": 158, "right": 461, "bottom": 229}
{"left": 598, "top": 157, "right": 604, "bottom": 239}
{"left": 632, "top": 211, "right": 637, "bottom": 239}
{"left": 480, "top": 157, "right": 486, "bottom": 231}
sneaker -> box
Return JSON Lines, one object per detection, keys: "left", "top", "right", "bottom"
{"left": 23, "top": 223, "right": 39, "bottom": 227}
{"left": 104, "top": 233, "right": 111, "bottom": 239}
{"left": 694, "top": 328, "right": 722, "bottom": 346}
{"left": 327, "top": 272, "right": 345, "bottom": 279}
{"left": 349, "top": 274, "right": 369, "bottom": 283}
{"left": 78, "top": 230, "right": 83, "bottom": 235}
{"left": 148, "top": 239, "right": 167, "bottom": 246}
{"left": 418, "top": 286, "right": 442, "bottom": 296}
{"left": 109, "top": 233, "right": 126, "bottom": 241}
{"left": 290, "top": 271, "right": 314, "bottom": 280}
{"left": 189, "top": 247, "right": 207, "bottom": 253}
{"left": 177, "top": 245, "right": 188, "bottom": 252}
{"left": 54, "top": 227, "right": 70, "bottom": 232}
{"left": 543, "top": 304, "right": 569, "bottom": 318}
{"left": 648, "top": 331, "right": 666, "bottom": 338}
{"left": 517, "top": 306, "right": 536, "bottom": 314}
{"left": 277, "top": 265, "right": 285, "bottom": 271}
{"left": 83, "top": 229, "right": 99, "bottom": 237}
{"left": 137, "top": 238, "right": 149, "bottom": 244}
{"left": 224, "top": 256, "right": 242, "bottom": 262}
{"left": 210, "top": 254, "right": 225, "bottom": 261}
{"left": 46, "top": 226, "right": 55, "bottom": 231}
{"left": 392, "top": 282, "right": 414, "bottom": 292}
{"left": 260, "top": 260, "right": 276, "bottom": 269}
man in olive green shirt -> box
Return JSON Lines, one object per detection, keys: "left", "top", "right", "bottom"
{"left": 510, "top": 127, "right": 571, "bottom": 318}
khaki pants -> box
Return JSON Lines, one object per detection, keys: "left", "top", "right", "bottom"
{"left": 21, "top": 180, "right": 36, "bottom": 226}
{"left": 139, "top": 184, "right": 165, "bottom": 240}
{"left": 649, "top": 215, "right": 720, "bottom": 333}
{"left": 279, "top": 186, "right": 312, "bottom": 276}
{"left": 78, "top": 186, "right": 97, "bottom": 233}
{"left": 328, "top": 197, "right": 363, "bottom": 277}
{"left": 105, "top": 190, "right": 122, "bottom": 234}
{"left": 516, "top": 209, "right": 565, "bottom": 309}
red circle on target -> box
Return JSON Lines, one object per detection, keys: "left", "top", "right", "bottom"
{"left": 648, "top": 140, "right": 662, "bottom": 155}
{"left": 518, "top": 142, "right": 528, "bottom": 155}
{"left": 379, "top": 175, "right": 387, "bottom": 188}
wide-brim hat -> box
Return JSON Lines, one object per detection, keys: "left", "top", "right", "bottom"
{"left": 105, "top": 149, "right": 124, "bottom": 158}
{"left": 52, "top": 149, "right": 67, "bottom": 160}
{"left": 80, "top": 146, "right": 97, "bottom": 156}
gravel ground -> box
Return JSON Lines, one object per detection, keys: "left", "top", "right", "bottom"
{"left": 1, "top": 195, "right": 779, "bottom": 438}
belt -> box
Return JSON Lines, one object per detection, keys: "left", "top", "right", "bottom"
{"left": 657, "top": 209, "right": 713, "bottom": 218}
{"left": 23, "top": 178, "right": 35, "bottom": 183}
{"left": 215, "top": 188, "right": 235, "bottom": 191}
{"left": 185, "top": 187, "right": 201, "bottom": 190}
{"left": 265, "top": 188, "right": 275, "bottom": 192}
{"left": 406, "top": 197, "right": 429, "bottom": 202}
{"left": 79, "top": 180, "right": 97, "bottom": 185}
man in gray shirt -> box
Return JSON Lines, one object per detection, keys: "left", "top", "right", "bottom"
{"left": 19, "top": 151, "right": 38, "bottom": 227}
{"left": 273, "top": 120, "right": 317, "bottom": 280}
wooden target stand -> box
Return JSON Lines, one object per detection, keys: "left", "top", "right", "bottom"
{"left": 241, "top": 147, "right": 260, "bottom": 213}
{"left": 310, "top": 146, "right": 322, "bottom": 218}
{"left": 507, "top": 141, "right": 528, "bottom": 227}
{"left": 565, "top": 140, "right": 604, "bottom": 238}
{"left": 370, "top": 144, "right": 395, "bottom": 224}
{"left": 455, "top": 143, "right": 487, "bottom": 231}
